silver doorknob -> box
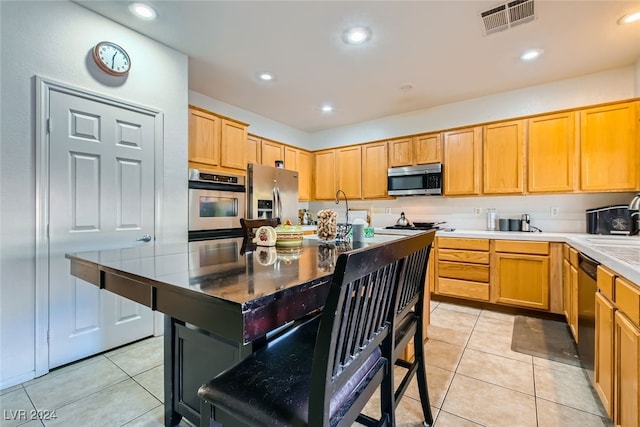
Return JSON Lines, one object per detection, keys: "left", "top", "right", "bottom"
{"left": 136, "top": 234, "right": 152, "bottom": 242}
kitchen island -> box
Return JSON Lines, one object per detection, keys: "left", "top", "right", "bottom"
{"left": 65, "top": 234, "right": 404, "bottom": 427}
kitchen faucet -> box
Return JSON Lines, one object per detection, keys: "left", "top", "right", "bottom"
{"left": 335, "top": 189, "right": 349, "bottom": 225}
{"left": 629, "top": 193, "right": 640, "bottom": 236}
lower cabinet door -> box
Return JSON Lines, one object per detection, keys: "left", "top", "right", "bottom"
{"left": 614, "top": 311, "right": 640, "bottom": 427}
{"left": 595, "top": 292, "right": 615, "bottom": 418}
{"left": 494, "top": 253, "right": 549, "bottom": 310}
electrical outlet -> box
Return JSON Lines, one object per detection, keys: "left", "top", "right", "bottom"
{"left": 474, "top": 207, "right": 482, "bottom": 216}
{"left": 384, "top": 208, "right": 391, "bottom": 214}
{"left": 550, "top": 207, "right": 560, "bottom": 217}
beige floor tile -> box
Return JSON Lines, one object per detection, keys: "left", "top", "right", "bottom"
{"left": 430, "top": 301, "right": 440, "bottom": 312}
{"left": 424, "top": 339, "right": 465, "bottom": 371}
{"left": 393, "top": 364, "right": 454, "bottom": 409}
{"left": 536, "top": 398, "right": 613, "bottom": 427}
{"left": 534, "top": 365, "right": 606, "bottom": 416}
{"left": 479, "top": 309, "right": 516, "bottom": 323}
{"left": 434, "top": 410, "right": 484, "bottom": 426}
{"left": 0, "top": 384, "right": 23, "bottom": 397}
{"left": 0, "top": 388, "right": 37, "bottom": 427}
{"left": 472, "top": 315, "right": 514, "bottom": 336}
{"left": 457, "top": 348, "right": 534, "bottom": 395}
{"left": 466, "top": 328, "right": 533, "bottom": 364}
{"left": 430, "top": 308, "right": 479, "bottom": 333}
{"left": 104, "top": 336, "right": 162, "bottom": 358}
{"left": 433, "top": 301, "right": 482, "bottom": 316}
{"left": 120, "top": 404, "right": 195, "bottom": 426}
{"left": 45, "top": 379, "right": 159, "bottom": 427}
{"left": 24, "top": 358, "right": 128, "bottom": 411}
{"left": 22, "top": 355, "right": 107, "bottom": 387}
{"left": 107, "top": 336, "right": 163, "bottom": 376}
{"left": 427, "top": 324, "right": 471, "bottom": 347}
{"left": 133, "top": 365, "right": 164, "bottom": 403}
{"left": 533, "top": 356, "right": 584, "bottom": 375}
{"left": 441, "top": 374, "right": 536, "bottom": 427}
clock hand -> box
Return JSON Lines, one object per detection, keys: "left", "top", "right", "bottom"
{"left": 111, "top": 51, "right": 117, "bottom": 68}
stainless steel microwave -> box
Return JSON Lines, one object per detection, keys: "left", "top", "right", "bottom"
{"left": 387, "top": 163, "right": 443, "bottom": 196}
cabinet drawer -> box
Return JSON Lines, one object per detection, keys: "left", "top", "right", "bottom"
{"left": 438, "top": 261, "right": 489, "bottom": 282}
{"left": 437, "top": 237, "right": 489, "bottom": 251}
{"left": 597, "top": 265, "right": 616, "bottom": 302}
{"left": 438, "top": 248, "right": 490, "bottom": 264}
{"left": 494, "top": 240, "right": 549, "bottom": 255}
{"left": 616, "top": 277, "right": 640, "bottom": 326}
{"left": 569, "top": 247, "right": 579, "bottom": 267}
{"left": 437, "top": 277, "right": 490, "bottom": 301}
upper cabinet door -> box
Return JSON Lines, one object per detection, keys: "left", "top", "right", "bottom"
{"left": 443, "top": 127, "right": 482, "bottom": 196}
{"left": 337, "top": 146, "right": 362, "bottom": 199}
{"left": 362, "top": 142, "right": 388, "bottom": 199}
{"left": 388, "top": 137, "right": 413, "bottom": 167}
{"left": 297, "top": 150, "right": 312, "bottom": 201}
{"left": 527, "top": 112, "right": 577, "bottom": 193}
{"left": 246, "top": 134, "right": 260, "bottom": 166}
{"left": 261, "top": 139, "right": 284, "bottom": 167}
{"left": 580, "top": 101, "right": 639, "bottom": 191}
{"left": 314, "top": 149, "right": 336, "bottom": 200}
{"left": 483, "top": 120, "right": 525, "bottom": 194}
{"left": 415, "top": 133, "right": 442, "bottom": 164}
{"left": 220, "top": 119, "right": 247, "bottom": 170}
{"left": 188, "top": 108, "right": 220, "bottom": 167}
{"left": 284, "top": 146, "right": 298, "bottom": 171}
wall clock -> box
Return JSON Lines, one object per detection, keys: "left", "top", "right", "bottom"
{"left": 92, "top": 41, "right": 131, "bottom": 76}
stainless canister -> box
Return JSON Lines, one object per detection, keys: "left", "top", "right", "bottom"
{"left": 521, "top": 214, "right": 531, "bottom": 232}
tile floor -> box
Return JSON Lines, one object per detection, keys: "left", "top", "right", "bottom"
{"left": 0, "top": 301, "right": 613, "bottom": 427}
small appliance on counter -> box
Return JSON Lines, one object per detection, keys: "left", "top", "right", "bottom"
{"left": 586, "top": 205, "right": 632, "bottom": 235}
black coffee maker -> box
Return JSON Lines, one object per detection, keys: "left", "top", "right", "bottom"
{"left": 630, "top": 193, "right": 640, "bottom": 236}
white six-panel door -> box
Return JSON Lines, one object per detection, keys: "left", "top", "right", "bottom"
{"left": 47, "top": 88, "right": 156, "bottom": 368}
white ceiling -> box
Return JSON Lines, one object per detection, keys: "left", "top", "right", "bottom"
{"left": 75, "top": 0, "right": 640, "bottom": 133}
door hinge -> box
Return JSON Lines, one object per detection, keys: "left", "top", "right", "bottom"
{"left": 46, "top": 224, "right": 49, "bottom": 239}
{"left": 47, "top": 329, "right": 50, "bottom": 344}
{"left": 47, "top": 118, "right": 51, "bottom": 134}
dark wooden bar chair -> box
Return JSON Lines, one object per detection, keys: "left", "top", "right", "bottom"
{"left": 197, "top": 233, "right": 433, "bottom": 427}
{"left": 390, "top": 230, "right": 435, "bottom": 426}
{"left": 239, "top": 217, "right": 280, "bottom": 241}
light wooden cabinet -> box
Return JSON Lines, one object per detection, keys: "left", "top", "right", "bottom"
{"left": 415, "top": 133, "right": 442, "bottom": 164}
{"left": 528, "top": 112, "right": 577, "bottom": 193}
{"left": 614, "top": 310, "right": 640, "bottom": 427}
{"left": 284, "top": 146, "right": 298, "bottom": 170}
{"left": 336, "top": 146, "right": 362, "bottom": 199}
{"left": 492, "top": 240, "right": 549, "bottom": 310}
{"left": 595, "top": 291, "right": 615, "bottom": 419}
{"left": 563, "top": 244, "right": 580, "bottom": 340}
{"left": 435, "top": 237, "right": 490, "bottom": 301}
{"left": 580, "top": 101, "right": 639, "bottom": 191}
{"left": 388, "top": 137, "right": 413, "bottom": 167}
{"left": 389, "top": 134, "right": 442, "bottom": 167}
{"left": 188, "top": 107, "right": 248, "bottom": 172}
{"left": 483, "top": 120, "right": 525, "bottom": 194}
{"left": 314, "top": 149, "right": 336, "bottom": 200}
{"left": 362, "top": 142, "right": 388, "bottom": 199}
{"left": 443, "top": 127, "right": 482, "bottom": 196}
{"left": 246, "top": 134, "right": 260, "bottom": 165}
{"left": 220, "top": 119, "right": 247, "bottom": 170}
{"left": 189, "top": 108, "right": 220, "bottom": 168}
{"left": 297, "top": 150, "right": 312, "bottom": 201}
{"left": 260, "top": 139, "right": 284, "bottom": 168}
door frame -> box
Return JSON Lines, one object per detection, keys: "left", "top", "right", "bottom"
{"left": 34, "top": 76, "right": 164, "bottom": 376}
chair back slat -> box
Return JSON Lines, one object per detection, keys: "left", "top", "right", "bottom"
{"left": 395, "top": 245, "right": 431, "bottom": 320}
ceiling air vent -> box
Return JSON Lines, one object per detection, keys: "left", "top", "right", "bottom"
{"left": 481, "top": 0, "right": 536, "bottom": 35}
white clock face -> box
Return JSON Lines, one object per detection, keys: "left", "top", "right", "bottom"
{"left": 94, "top": 42, "right": 130, "bottom": 75}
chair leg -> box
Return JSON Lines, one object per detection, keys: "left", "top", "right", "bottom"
{"left": 414, "top": 335, "right": 434, "bottom": 427}
{"left": 381, "top": 349, "right": 396, "bottom": 427}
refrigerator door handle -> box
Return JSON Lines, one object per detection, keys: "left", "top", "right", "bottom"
{"left": 273, "top": 186, "right": 281, "bottom": 219}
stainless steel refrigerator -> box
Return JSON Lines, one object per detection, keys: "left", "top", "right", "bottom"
{"left": 246, "top": 163, "right": 299, "bottom": 223}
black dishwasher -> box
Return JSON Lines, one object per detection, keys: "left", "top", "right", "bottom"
{"left": 577, "top": 253, "right": 599, "bottom": 382}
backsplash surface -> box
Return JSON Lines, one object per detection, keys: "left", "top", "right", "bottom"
{"left": 308, "top": 192, "right": 636, "bottom": 233}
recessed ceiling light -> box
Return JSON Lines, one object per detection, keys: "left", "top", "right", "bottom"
{"left": 520, "top": 48, "right": 543, "bottom": 61}
{"left": 258, "top": 72, "right": 275, "bottom": 81}
{"left": 618, "top": 11, "right": 640, "bottom": 24}
{"left": 342, "top": 27, "right": 371, "bottom": 45}
{"left": 321, "top": 105, "right": 333, "bottom": 113}
{"left": 128, "top": 2, "right": 157, "bottom": 20}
